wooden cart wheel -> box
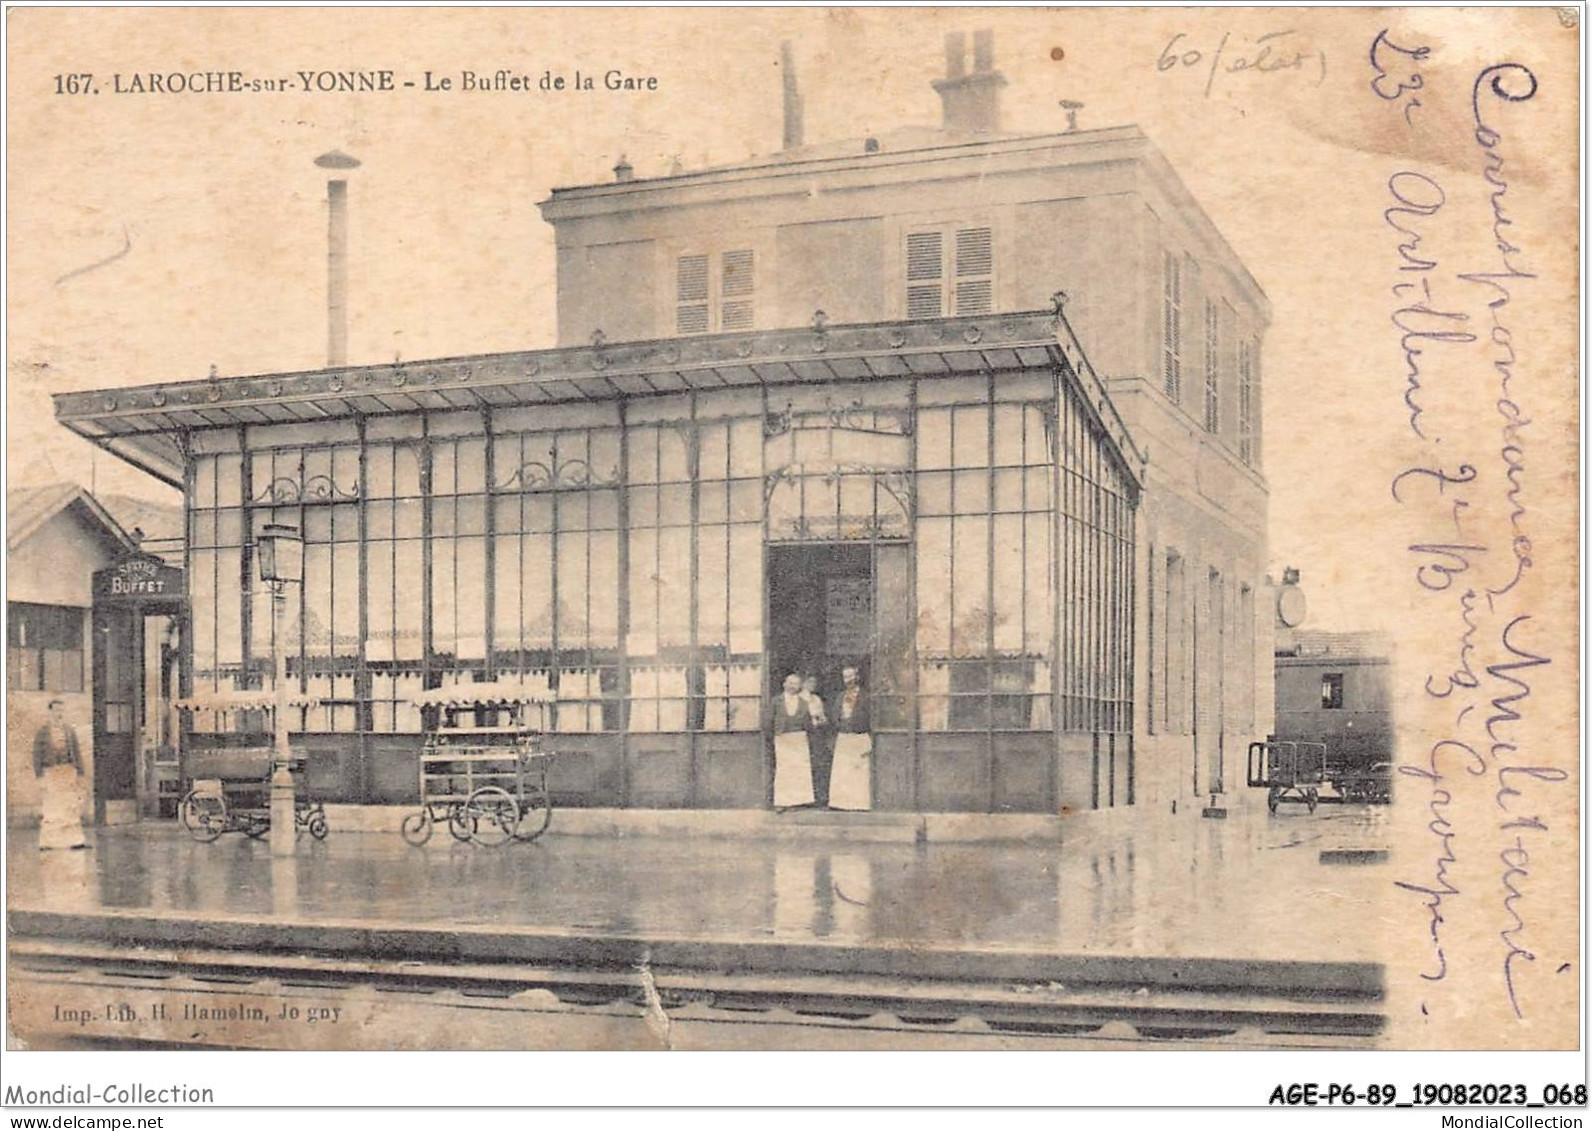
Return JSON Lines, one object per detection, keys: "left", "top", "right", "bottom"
{"left": 1266, "top": 787, "right": 1281, "bottom": 814}
{"left": 400, "top": 810, "right": 433, "bottom": 846}
{"left": 1305, "top": 789, "right": 1319, "bottom": 814}
{"left": 308, "top": 813, "right": 330, "bottom": 840}
{"left": 465, "top": 786, "right": 519, "bottom": 847}
{"left": 181, "top": 790, "right": 227, "bottom": 842}
{"left": 513, "top": 788, "right": 552, "bottom": 842}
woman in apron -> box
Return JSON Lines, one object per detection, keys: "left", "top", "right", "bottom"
{"left": 827, "top": 667, "right": 872, "bottom": 811}
{"left": 771, "top": 673, "right": 814, "bottom": 810}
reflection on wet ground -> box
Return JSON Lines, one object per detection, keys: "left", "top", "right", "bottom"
{"left": 8, "top": 803, "right": 1390, "bottom": 961}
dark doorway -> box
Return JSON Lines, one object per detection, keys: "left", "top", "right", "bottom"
{"left": 92, "top": 556, "right": 185, "bottom": 824}
{"left": 766, "top": 543, "right": 872, "bottom": 698}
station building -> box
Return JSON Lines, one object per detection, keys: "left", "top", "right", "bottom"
{"left": 50, "top": 35, "right": 1271, "bottom": 817}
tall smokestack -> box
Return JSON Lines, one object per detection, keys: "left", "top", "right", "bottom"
{"left": 780, "top": 41, "right": 804, "bottom": 150}
{"left": 933, "top": 28, "right": 1007, "bottom": 133}
{"left": 314, "top": 149, "right": 361, "bottom": 368}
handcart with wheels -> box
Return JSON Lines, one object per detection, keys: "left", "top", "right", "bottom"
{"left": 400, "top": 683, "right": 556, "bottom": 847}
{"left": 1247, "top": 738, "right": 1328, "bottom": 813}
{"left": 172, "top": 690, "right": 329, "bottom": 842}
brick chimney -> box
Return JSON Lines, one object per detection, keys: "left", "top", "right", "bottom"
{"left": 933, "top": 28, "right": 1006, "bottom": 133}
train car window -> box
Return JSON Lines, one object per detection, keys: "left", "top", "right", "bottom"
{"left": 1321, "top": 673, "right": 1345, "bottom": 709}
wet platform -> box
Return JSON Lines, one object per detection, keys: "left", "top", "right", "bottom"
{"left": 8, "top": 800, "right": 1390, "bottom": 962}
{"left": 7, "top": 801, "right": 1391, "bottom": 1048}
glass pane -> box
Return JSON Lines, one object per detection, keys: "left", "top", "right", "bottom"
{"left": 697, "top": 527, "right": 728, "bottom": 646}
{"left": 1025, "top": 466, "right": 1051, "bottom": 512}
{"left": 493, "top": 535, "right": 522, "bottom": 651}
{"left": 456, "top": 537, "right": 487, "bottom": 660}
{"left": 394, "top": 499, "right": 422, "bottom": 539}
{"left": 953, "top": 405, "right": 990, "bottom": 467}
{"left": 729, "top": 480, "right": 761, "bottom": 523}
{"left": 627, "top": 527, "right": 658, "bottom": 654}
{"left": 521, "top": 534, "right": 554, "bottom": 649}
{"left": 392, "top": 541, "right": 423, "bottom": 659}
{"left": 394, "top": 445, "right": 421, "bottom": 496}
{"left": 993, "top": 404, "right": 1024, "bottom": 467}
{"left": 1024, "top": 513, "right": 1053, "bottom": 656}
{"left": 916, "top": 518, "right": 951, "bottom": 656}
{"left": 589, "top": 530, "right": 620, "bottom": 647}
{"left": 431, "top": 545, "right": 455, "bottom": 654}
{"left": 699, "top": 422, "right": 728, "bottom": 480}
{"left": 918, "top": 472, "right": 951, "bottom": 516}
{"left": 555, "top": 492, "right": 588, "bottom": 532}
{"left": 432, "top": 443, "right": 456, "bottom": 495}
{"left": 332, "top": 543, "right": 359, "bottom": 654}
{"left": 367, "top": 545, "right": 394, "bottom": 661}
{"left": 193, "top": 454, "right": 217, "bottom": 509}
{"left": 1024, "top": 404, "right": 1052, "bottom": 466}
{"left": 875, "top": 542, "right": 914, "bottom": 708}
{"left": 993, "top": 515, "right": 1025, "bottom": 654}
{"left": 993, "top": 469, "right": 1024, "bottom": 513}
{"left": 628, "top": 485, "right": 658, "bottom": 528}
{"left": 658, "top": 427, "right": 691, "bottom": 482}
{"left": 216, "top": 508, "right": 244, "bottom": 547}
{"left": 491, "top": 435, "right": 521, "bottom": 489}
{"left": 916, "top": 408, "right": 951, "bottom": 470}
{"left": 216, "top": 454, "right": 243, "bottom": 507}
{"left": 589, "top": 429, "right": 622, "bottom": 484}
{"left": 526, "top": 494, "right": 554, "bottom": 534}
{"left": 699, "top": 481, "right": 728, "bottom": 525}
{"left": 215, "top": 548, "right": 243, "bottom": 665}
{"left": 659, "top": 484, "right": 692, "bottom": 525}
{"left": 728, "top": 524, "right": 762, "bottom": 654}
{"left": 626, "top": 426, "right": 658, "bottom": 485}
{"left": 589, "top": 490, "right": 618, "bottom": 530}
{"left": 657, "top": 528, "right": 692, "bottom": 646}
{"left": 953, "top": 469, "right": 989, "bottom": 514}
{"left": 557, "top": 532, "right": 589, "bottom": 649}
{"left": 951, "top": 515, "right": 990, "bottom": 657}
{"left": 730, "top": 419, "right": 763, "bottom": 478}
{"left": 492, "top": 495, "right": 521, "bottom": 535}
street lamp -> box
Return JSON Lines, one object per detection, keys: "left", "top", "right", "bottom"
{"left": 257, "top": 523, "right": 303, "bottom": 858}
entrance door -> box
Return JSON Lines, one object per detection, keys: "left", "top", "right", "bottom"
{"left": 766, "top": 544, "right": 872, "bottom": 699}
{"left": 91, "top": 606, "right": 140, "bottom": 824}
{"left": 92, "top": 607, "right": 182, "bottom": 823}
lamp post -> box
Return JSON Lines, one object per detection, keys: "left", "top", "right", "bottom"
{"left": 257, "top": 523, "right": 303, "bottom": 858}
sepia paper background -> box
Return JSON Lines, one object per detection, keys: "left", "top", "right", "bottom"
{"left": 5, "top": 4, "right": 1581, "bottom": 1062}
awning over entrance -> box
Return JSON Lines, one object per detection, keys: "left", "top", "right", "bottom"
{"left": 52, "top": 305, "right": 1143, "bottom": 491}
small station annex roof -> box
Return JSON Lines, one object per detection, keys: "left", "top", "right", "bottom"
{"left": 52, "top": 306, "right": 1144, "bottom": 492}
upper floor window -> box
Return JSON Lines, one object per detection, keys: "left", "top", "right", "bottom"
{"left": 1238, "top": 337, "right": 1257, "bottom": 465}
{"left": 1203, "top": 300, "right": 1220, "bottom": 433}
{"left": 906, "top": 226, "right": 993, "bottom": 319}
{"left": 676, "top": 249, "right": 755, "bottom": 335}
{"left": 1162, "top": 251, "right": 1182, "bottom": 402}
{"left": 7, "top": 602, "right": 84, "bottom": 693}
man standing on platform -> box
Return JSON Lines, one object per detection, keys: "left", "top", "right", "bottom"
{"left": 827, "top": 666, "right": 873, "bottom": 811}
{"left": 32, "top": 699, "right": 87, "bottom": 850}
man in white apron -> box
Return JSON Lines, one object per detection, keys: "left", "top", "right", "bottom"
{"left": 32, "top": 699, "right": 87, "bottom": 850}
{"left": 827, "top": 667, "right": 872, "bottom": 811}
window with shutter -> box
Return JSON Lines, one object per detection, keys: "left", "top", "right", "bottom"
{"left": 675, "top": 250, "right": 754, "bottom": 335}
{"left": 676, "top": 254, "right": 710, "bottom": 334}
{"left": 720, "top": 249, "right": 754, "bottom": 331}
{"left": 905, "top": 225, "right": 994, "bottom": 319}
{"left": 906, "top": 230, "right": 944, "bottom": 319}
{"left": 954, "top": 227, "right": 993, "bottom": 315}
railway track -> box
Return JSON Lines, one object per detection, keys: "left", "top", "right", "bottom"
{"left": 8, "top": 910, "right": 1385, "bottom": 1050}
